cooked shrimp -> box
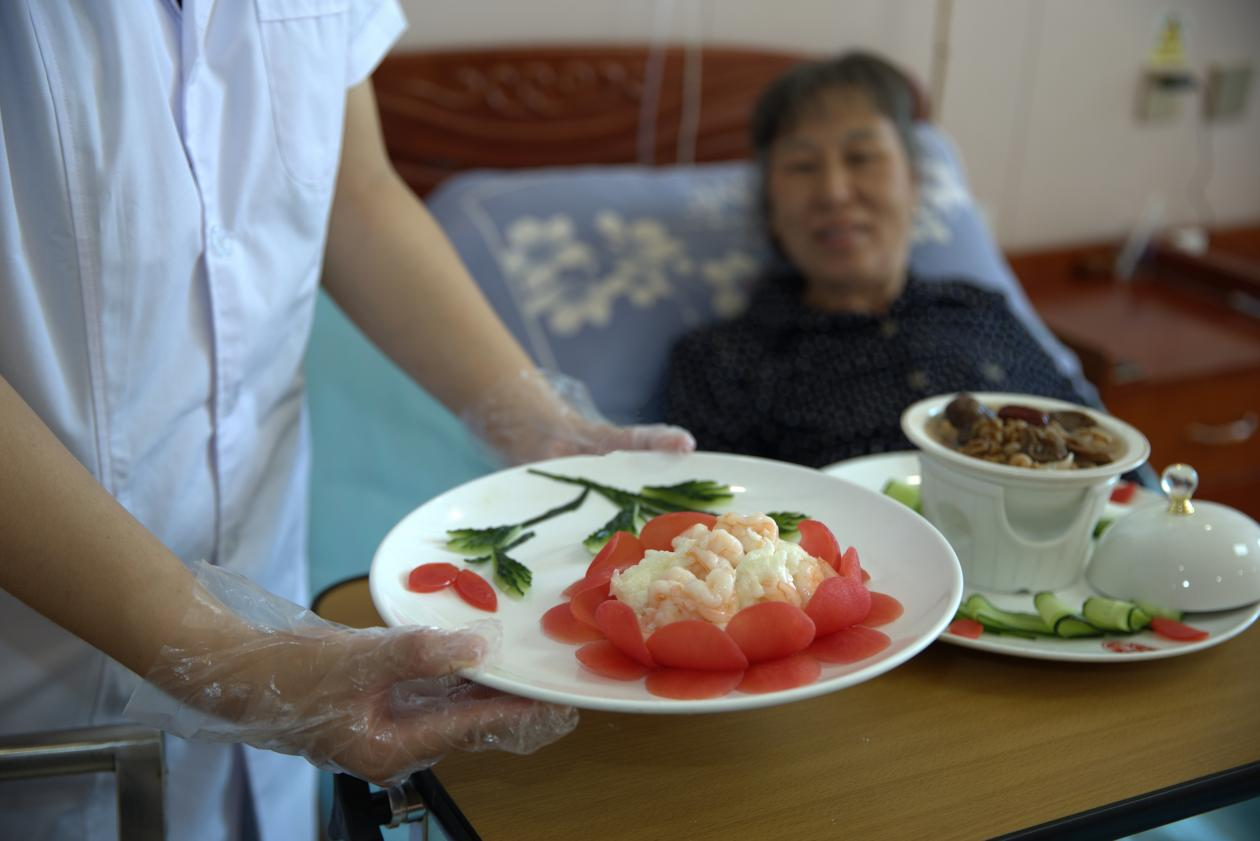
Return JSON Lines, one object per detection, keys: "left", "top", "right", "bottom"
{"left": 610, "top": 512, "right": 834, "bottom": 635}
{"left": 714, "top": 512, "right": 779, "bottom": 552}
{"left": 637, "top": 563, "right": 739, "bottom": 632}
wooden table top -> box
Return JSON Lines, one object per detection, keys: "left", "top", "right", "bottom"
{"left": 315, "top": 577, "right": 1260, "bottom": 841}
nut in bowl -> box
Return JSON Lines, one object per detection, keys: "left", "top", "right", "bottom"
{"left": 900, "top": 392, "right": 1150, "bottom": 593}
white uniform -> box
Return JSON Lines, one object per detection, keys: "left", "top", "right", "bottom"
{"left": 0, "top": 1, "right": 405, "bottom": 838}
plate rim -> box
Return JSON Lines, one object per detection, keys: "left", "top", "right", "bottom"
{"left": 369, "top": 450, "right": 964, "bottom": 713}
{"left": 821, "top": 450, "right": 1260, "bottom": 663}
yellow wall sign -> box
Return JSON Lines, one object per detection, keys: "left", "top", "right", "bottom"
{"left": 1149, "top": 13, "right": 1188, "bottom": 69}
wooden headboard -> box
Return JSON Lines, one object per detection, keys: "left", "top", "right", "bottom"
{"left": 371, "top": 45, "right": 811, "bottom": 196}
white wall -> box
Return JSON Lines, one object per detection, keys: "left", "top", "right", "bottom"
{"left": 394, "top": 0, "right": 1260, "bottom": 251}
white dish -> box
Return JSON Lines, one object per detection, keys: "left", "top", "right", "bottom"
{"left": 900, "top": 392, "right": 1151, "bottom": 592}
{"left": 822, "top": 451, "right": 1260, "bottom": 662}
{"left": 370, "top": 451, "right": 963, "bottom": 713}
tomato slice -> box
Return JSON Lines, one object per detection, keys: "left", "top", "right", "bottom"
{"left": 736, "top": 653, "right": 821, "bottom": 694}
{"left": 808, "top": 626, "right": 891, "bottom": 664}
{"left": 638, "top": 512, "right": 717, "bottom": 552}
{"left": 725, "top": 601, "right": 816, "bottom": 662}
{"left": 541, "top": 603, "right": 605, "bottom": 644}
{"left": 797, "top": 519, "right": 840, "bottom": 570}
{"left": 576, "top": 641, "right": 651, "bottom": 680}
{"left": 407, "top": 562, "right": 460, "bottom": 593}
{"left": 804, "top": 575, "right": 872, "bottom": 636}
{"left": 1109, "top": 482, "right": 1138, "bottom": 504}
{"left": 862, "top": 592, "right": 904, "bottom": 627}
{"left": 1150, "top": 616, "right": 1209, "bottom": 642}
{"left": 947, "top": 618, "right": 984, "bottom": 639}
{"left": 645, "top": 668, "right": 745, "bottom": 700}
{"left": 838, "top": 546, "right": 863, "bottom": 582}
{"left": 584, "top": 531, "right": 646, "bottom": 581}
{"left": 569, "top": 576, "right": 613, "bottom": 629}
{"left": 594, "top": 599, "right": 656, "bottom": 667}
{"left": 646, "top": 620, "right": 748, "bottom": 671}
{"left": 453, "top": 569, "right": 497, "bottom": 612}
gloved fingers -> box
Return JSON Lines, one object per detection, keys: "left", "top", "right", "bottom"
{"left": 593, "top": 422, "right": 696, "bottom": 454}
{"left": 374, "top": 621, "right": 498, "bottom": 681}
{"left": 463, "top": 368, "right": 696, "bottom": 464}
{"left": 392, "top": 690, "right": 579, "bottom": 765}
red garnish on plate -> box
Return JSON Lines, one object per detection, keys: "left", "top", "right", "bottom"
{"left": 645, "top": 668, "right": 745, "bottom": 700}
{"left": 646, "top": 620, "right": 749, "bottom": 671}
{"left": 808, "top": 626, "right": 892, "bottom": 663}
{"left": 1109, "top": 482, "right": 1138, "bottom": 504}
{"left": 1149, "top": 616, "right": 1210, "bottom": 642}
{"left": 639, "top": 512, "right": 718, "bottom": 552}
{"left": 541, "top": 603, "right": 605, "bottom": 644}
{"left": 576, "top": 641, "right": 651, "bottom": 680}
{"left": 1102, "top": 640, "right": 1155, "bottom": 653}
{"left": 804, "top": 575, "right": 872, "bottom": 636}
{"left": 798, "top": 519, "right": 841, "bottom": 570}
{"left": 947, "top": 618, "right": 984, "bottom": 639}
{"left": 453, "top": 569, "right": 497, "bottom": 612}
{"left": 736, "top": 653, "right": 821, "bottom": 694}
{"left": 406, "top": 562, "right": 460, "bottom": 593}
{"left": 863, "top": 592, "right": 905, "bottom": 627}
{"left": 725, "top": 601, "right": 817, "bottom": 663}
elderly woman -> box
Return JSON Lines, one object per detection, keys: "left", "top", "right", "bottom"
{"left": 665, "top": 51, "right": 1089, "bottom": 468}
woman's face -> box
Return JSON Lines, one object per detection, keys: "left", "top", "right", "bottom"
{"left": 765, "top": 87, "right": 917, "bottom": 313}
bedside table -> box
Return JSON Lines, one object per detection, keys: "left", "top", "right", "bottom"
{"left": 1011, "top": 226, "right": 1260, "bottom": 518}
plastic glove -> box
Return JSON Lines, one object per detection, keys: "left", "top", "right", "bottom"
{"left": 124, "top": 561, "right": 577, "bottom": 787}
{"left": 463, "top": 368, "right": 696, "bottom": 465}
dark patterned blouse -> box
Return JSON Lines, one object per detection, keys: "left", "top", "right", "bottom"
{"left": 664, "top": 273, "right": 1089, "bottom": 469}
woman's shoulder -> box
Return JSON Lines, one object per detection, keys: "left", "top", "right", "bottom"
{"left": 903, "top": 275, "right": 1010, "bottom": 307}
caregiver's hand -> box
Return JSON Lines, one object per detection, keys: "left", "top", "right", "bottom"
{"left": 463, "top": 369, "right": 696, "bottom": 465}
{"left": 125, "top": 562, "right": 578, "bottom": 786}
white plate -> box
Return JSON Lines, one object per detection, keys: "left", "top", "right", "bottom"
{"left": 823, "top": 452, "right": 1260, "bottom": 663}
{"left": 370, "top": 451, "right": 963, "bottom": 713}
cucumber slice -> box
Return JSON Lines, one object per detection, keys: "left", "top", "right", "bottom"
{"left": 1134, "top": 599, "right": 1183, "bottom": 622}
{"left": 1033, "top": 591, "right": 1073, "bottom": 628}
{"left": 881, "top": 479, "right": 922, "bottom": 513}
{"left": 1033, "top": 591, "right": 1103, "bottom": 638}
{"left": 1082, "top": 596, "right": 1148, "bottom": 633}
{"left": 964, "top": 594, "right": 1054, "bottom": 636}
{"left": 1054, "top": 617, "right": 1104, "bottom": 638}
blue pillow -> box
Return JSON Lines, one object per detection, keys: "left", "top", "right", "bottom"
{"left": 426, "top": 124, "right": 1097, "bottom": 425}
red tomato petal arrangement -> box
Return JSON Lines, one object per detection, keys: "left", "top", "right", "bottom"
{"left": 541, "top": 517, "right": 901, "bottom": 699}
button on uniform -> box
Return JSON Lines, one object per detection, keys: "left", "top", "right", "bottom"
{"left": 209, "top": 225, "right": 234, "bottom": 258}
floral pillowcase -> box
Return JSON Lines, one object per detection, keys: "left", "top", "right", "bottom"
{"left": 426, "top": 126, "right": 1093, "bottom": 424}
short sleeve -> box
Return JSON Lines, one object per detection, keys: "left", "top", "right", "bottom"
{"left": 346, "top": 0, "right": 406, "bottom": 87}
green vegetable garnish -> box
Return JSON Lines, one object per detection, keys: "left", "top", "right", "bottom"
{"left": 527, "top": 469, "right": 723, "bottom": 515}
{"left": 463, "top": 531, "right": 534, "bottom": 597}
{"left": 881, "top": 479, "right": 922, "bottom": 514}
{"left": 640, "top": 480, "right": 734, "bottom": 510}
{"left": 583, "top": 503, "right": 648, "bottom": 554}
{"left": 445, "top": 488, "right": 588, "bottom": 554}
{"left": 1093, "top": 517, "right": 1115, "bottom": 539}
{"left": 767, "top": 511, "right": 808, "bottom": 539}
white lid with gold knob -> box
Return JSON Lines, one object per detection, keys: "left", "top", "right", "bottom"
{"left": 1086, "top": 464, "right": 1260, "bottom": 611}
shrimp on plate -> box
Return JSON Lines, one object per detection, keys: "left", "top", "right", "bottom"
{"left": 610, "top": 513, "right": 836, "bottom": 635}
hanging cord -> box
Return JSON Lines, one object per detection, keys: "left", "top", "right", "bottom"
{"left": 929, "top": 0, "right": 954, "bottom": 119}
{"left": 675, "top": 0, "right": 705, "bottom": 164}
{"left": 637, "top": 0, "right": 676, "bottom": 165}
{"left": 1187, "top": 96, "right": 1216, "bottom": 231}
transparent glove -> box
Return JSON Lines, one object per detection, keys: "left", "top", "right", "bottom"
{"left": 124, "top": 562, "right": 577, "bottom": 787}
{"left": 463, "top": 368, "right": 696, "bottom": 465}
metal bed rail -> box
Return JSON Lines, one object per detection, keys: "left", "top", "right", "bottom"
{"left": 0, "top": 724, "right": 165, "bottom": 840}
